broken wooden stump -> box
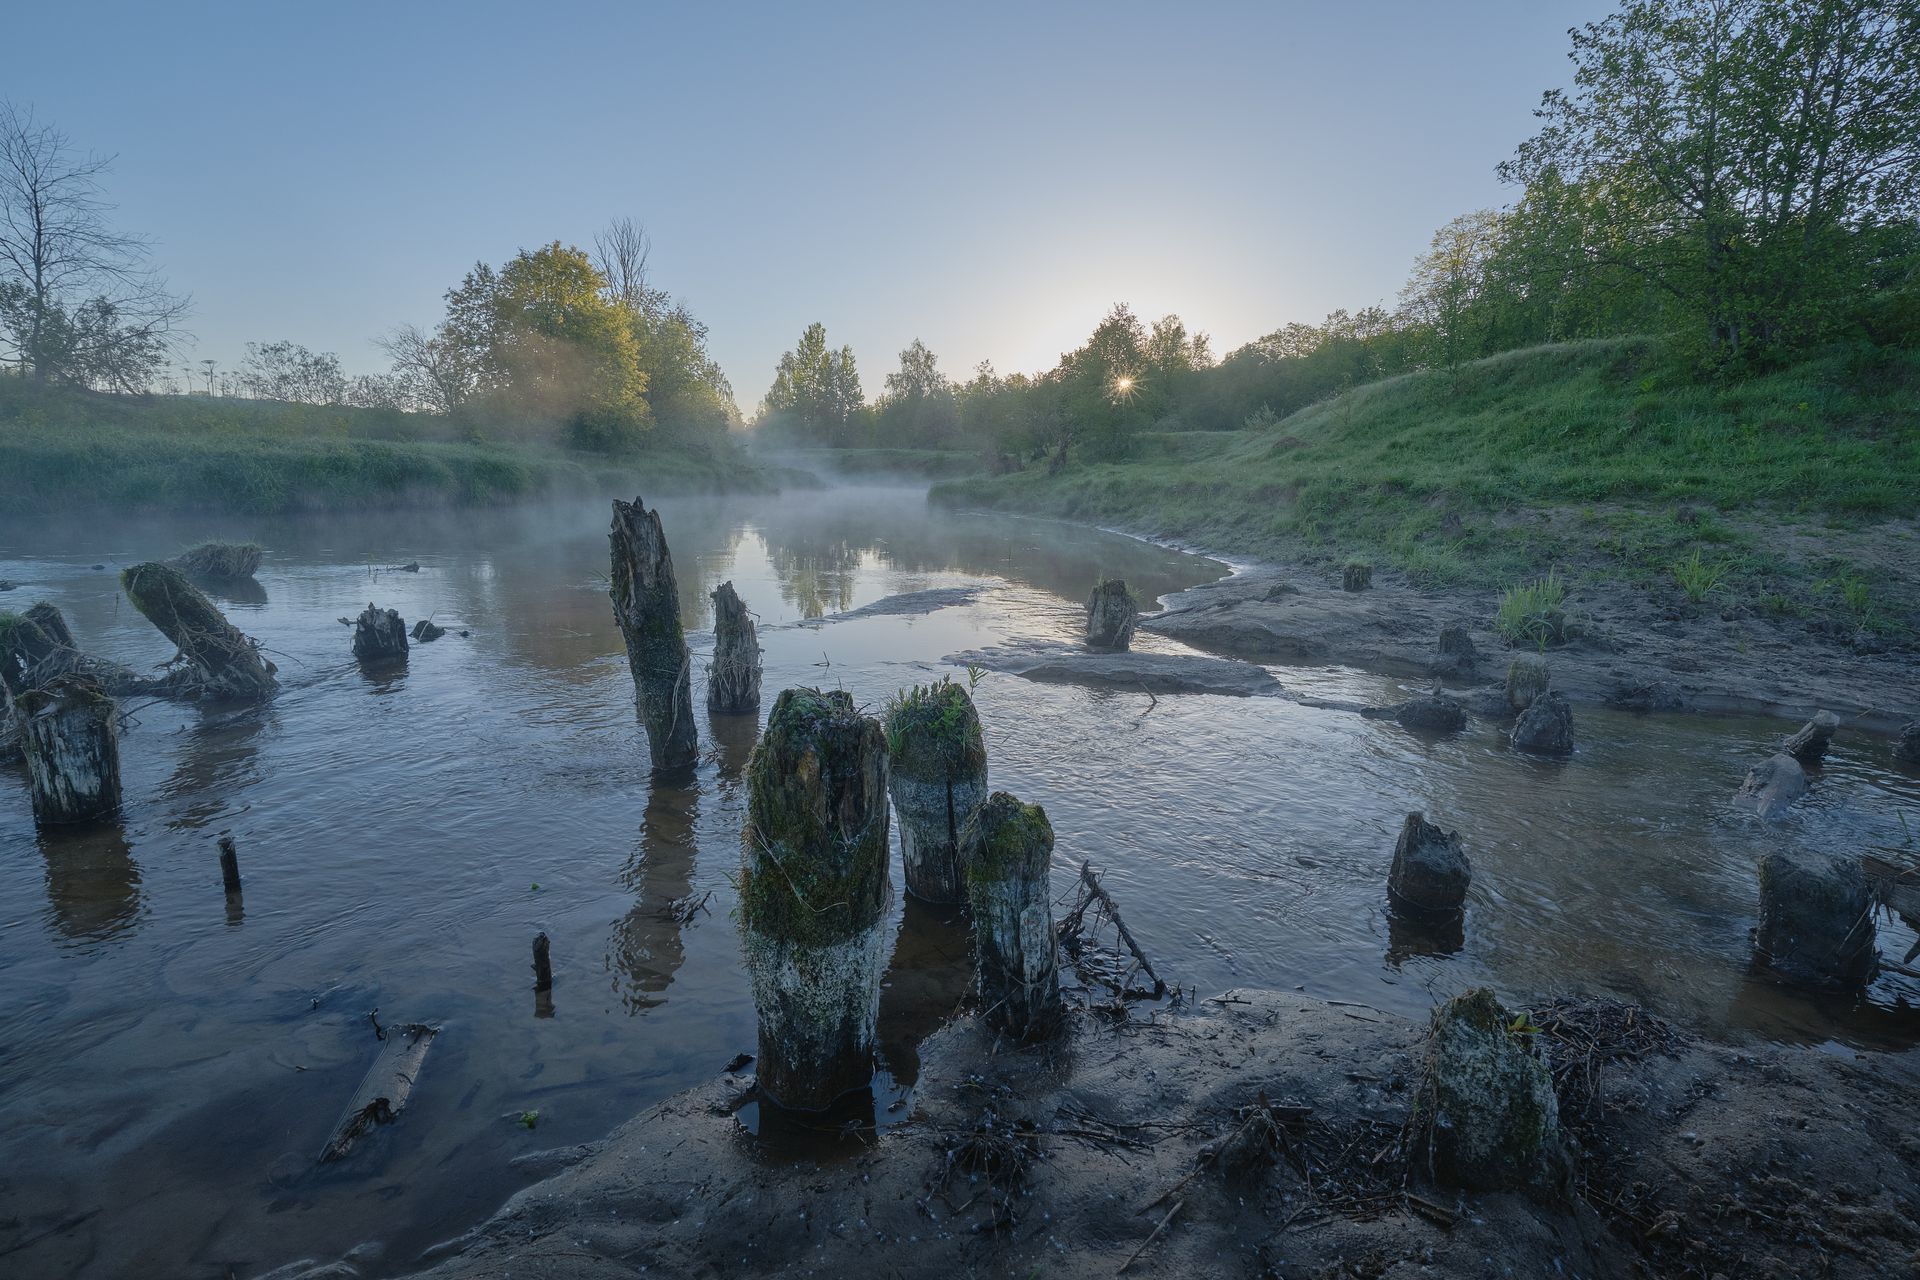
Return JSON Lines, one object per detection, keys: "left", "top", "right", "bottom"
{"left": 120, "top": 562, "right": 278, "bottom": 701}
{"left": 1755, "top": 848, "right": 1875, "bottom": 988}
{"left": 1735, "top": 753, "right": 1807, "bottom": 820}
{"left": 884, "top": 678, "right": 988, "bottom": 904}
{"left": 1428, "top": 623, "right": 1478, "bottom": 679}
{"left": 1085, "top": 579, "right": 1138, "bottom": 651}
{"left": 707, "top": 581, "right": 761, "bottom": 714}
{"left": 1419, "top": 988, "right": 1569, "bottom": 1194}
{"left": 1, "top": 602, "right": 151, "bottom": 698}
{"left": 533, "top": 932, "right": 553, "bottom": 992}
{"left": 1342, "top": 561, "right": 1372, "bottom": 592}
{"left": 351, "top": 602, "right": 409, "bottom": 666}
{"left": 1781, "top": 710, "right": 1840, "bottom": 766}
{"left": 965, "top": 791, "right": 1063, "bottom": 1041}
{"left": 1504, "top": 653, "right": 1549, "bottom": 713}
{"left": 410, "top": 618, "right": 446, "bottom": 643}
{"left": 1365, "top": 691, "right": 1467, "bottom": 734}
{"left": 609, "top": 496, "right": 697, "bottom": 773}
{"left": 218, "top": 833, "right": 242, "bottom": 895}
{"left": 319, "top": 1022, "right": 439, "bottom": 1162}
{"left": 1510, "top": 691, "right": 1574, "bottom": 756}
{"left": 1388, "top": 812, "right": 1470, "bottom": 918}
{"left": 169, "top": 541, "right": 262, "bottom": 580}
{"left": 739, "top": 688, "right": 891, "bottom": 1110}
{"left": 18, "top": 676, "right": 122, "bottom": 826}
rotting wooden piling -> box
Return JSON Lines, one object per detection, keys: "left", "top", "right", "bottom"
{"left": 218, "top": 833, "right": 242, "bottom": 895}
{"left": 884, "top": 679, "right": 988, "bottom": 904}
{"left": 533, "top": 932, "right": 553, "bottom": 992}
{"left": 739, "top": 687, "right": 891, "bottom": 1110}
{"left": 1085, "top": 579, "right": 1139, "bottom": 651}
{"left": 120, "top": 562, "right": 278, "bottom": 701}
{"left": 707, "top": 581, "right": 761, "bottom": 714}
{"left": 965, "top": 791, "right": 1063, "bottom": 1041}
{"left": 351, "top": 603, "right": 409, "bottom": 666}
{"left": 18, "top": 677, "right": 121, "bottom": 825}
{"left": 609, "top": 497, "right": 698, "bottom": 773}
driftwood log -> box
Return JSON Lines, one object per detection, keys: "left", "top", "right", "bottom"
{"left": 609, "top": 497, "right": 697, "bottom": 772}
{"left": 120, "top": 562, "right": 278, "bottom": 701}
{"left": 707, "top": 581, "right": 761, "bottom": 714}
{"left": 1781, "top": 710, "right": 1840, "bottom": 766}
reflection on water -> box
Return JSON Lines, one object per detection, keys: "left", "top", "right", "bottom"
{"left": 2, "top": 485, "right": 1918, "bottom": 1279}
{"left": 38, "top": 822, "right": 143, "bottom": 945}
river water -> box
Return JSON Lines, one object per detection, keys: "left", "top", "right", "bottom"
{"left": 2, "top": 486, "right": 1917, "bottom": 1278}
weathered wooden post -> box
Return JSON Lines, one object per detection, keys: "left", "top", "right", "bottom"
{"left": 707, "top": 581, "right": 762, "bottom": 714}
{"left": 218, "top": 834, "right": 243, "bottom": 895}
{"left": 1419, "top": 988, "right": 1570, "bottom": 1193}
{"left": 1781, "top": 710, "right": 1840, "bottom": 766}
{"left": 533, "top": 932, "right": 554, "bottom": 992}
{"left": 1342, "top": 561, "right": 1372, "bottom": 592}
{"left": 1387, "top": 811, "right": 1471, "bottom": 917}
{"left": 1754, "top": 849, "right": 1875, "bottom": 988}
{"left": 121, "top": 562, "right": 278, "bottom": 700}
{"left": 18, "top": 677, "right": 121, "bottom": 825}
{"left": 884, "top": 679, "right": 988, "bottom": 903}
{"left": 0, "top": 603, "right": 79, "bottom": 692}
{"left": 965, "top": 791, "right": 1063, "bottom": 1041}
{"left": 1504, "top": 654, "right": 1549, "bottom": 713}
{"left": 609, "top": 497, "right": 698, "bottom": 772}
{"left": 1085, "top": 579, "right": 1138, "bottom": 651}
{"left": 351, "top": 603, "right": 409, "bottom": 666}
{"left": 1735, "top": 753, "right": 1807, "bottom": 820}
{"left": 739, "top": 688, "right": 891, "bottom": 1110}
{"left": 1428, "top": 623, "right": 1478, "bottom": 679}
{"left": 1510, "top": 691, "right": 1575, "bottom": 756}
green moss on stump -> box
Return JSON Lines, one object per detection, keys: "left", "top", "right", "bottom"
{"left": 1422, "top": 987, "right": 1569, "bottom": 1196}
{"left": 883, "top": 678, "right": 986, "bottom": 779}
{"left": 741, "top": 687, "right": 891, "bottom": 948}
{"left": 966, "top": 792, "right": 1054, "bottom": 885}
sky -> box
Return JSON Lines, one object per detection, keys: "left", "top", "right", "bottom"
{"left": 9, "top": 1, "right": 1611, "bottom": 407}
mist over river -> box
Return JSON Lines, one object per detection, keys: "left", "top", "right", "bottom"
{"left": 3, "top": 486, "right": 1916, "bottom": 1278}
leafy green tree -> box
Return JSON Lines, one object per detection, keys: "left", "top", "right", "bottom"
{"left": 1399, "top": 210, "right": 1505, "bottom": 376}
{"left": 1502, "top": 0, "right": 1920, "bottom": 357}
{"left": 761, "top": 321, "right": 865, "bottom": 444}
{"left": 877, "top": 338, "right": 960, "bottom": 446}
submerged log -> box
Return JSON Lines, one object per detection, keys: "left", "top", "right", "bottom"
{"left": 1781, "top": 710, "right": 1840, "bottom": 766}
{"left": 352, "top": 602, "right": 409, "bottom": 666}
{"left": 1755, "top": 849, "right": 1875, "bottom": 989}
{"left": 319, "top": 1022, "right": 439, "bottom": 1162}
{"left": 410, "top": 618, "right": 446, "bottom": 643}
{"left": 1735, "top": 753, "right": 1807, "bottom": 821}
{"left": 1388, "top": 812, "right": 1470, "bottom": 917}
{"left": 1419, "top": 988, "right": 1570, "bottom": 1194}
{"left": 18, "top": 677, "right": 122, "bottom": 825}
{"left": 739, "top": 688, "right": 891, "bottom": 1110}
{"left": 169, "top": 541, "right": 262, "bottom": 580}
{"left": 965, "top": 792, "right": 1063, "bottom": 1041}
{"left": 609, "top": 497, "right": 697, "bottom": 773}
{"left": 884, "top": 679, "right": 988, "bottom": 903}
{"left": 707, "top": 581, "right": 762, "bottom": 714}
{"left": 120, "top": 562, "right": 278, "bottom": 701}
{"left": 1364, "top": 691, "right": 1467, "bottom": 734}
{"left": 1085, "top": 579, "right": 1139, "bottom": 651}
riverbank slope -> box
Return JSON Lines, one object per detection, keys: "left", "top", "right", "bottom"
{"left": 0, "top": 383, "right": 776, "bottom": 514}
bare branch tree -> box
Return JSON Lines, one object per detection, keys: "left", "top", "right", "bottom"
{"left": 0, "top": 100, "right": 187, "bottom": 389}
{"left": 593, "top": 217, "right": 656, "bottom": 312}
{"left": 374, "top": 322, "right": 469, "bottom": 414}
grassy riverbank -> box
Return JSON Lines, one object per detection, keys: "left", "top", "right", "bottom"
{"left": 0, "top": 382, "right": 771, "bottom": 515}
{"left": 932, "top": 338, "right": 1920, "bottom": 627}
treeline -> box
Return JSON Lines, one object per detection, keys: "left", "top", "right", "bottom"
{"left": 757, "top": 0, "right": 1920, "bottom": 462}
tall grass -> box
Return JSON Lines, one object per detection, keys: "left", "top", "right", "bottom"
{"left": 1494, "top": 570, "right": 1568, "bottom": 648}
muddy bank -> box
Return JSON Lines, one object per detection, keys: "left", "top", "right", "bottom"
{"left": 1143, "top": 565, "right": 1918, "bottom": 732}
{"left": 303, "top": 987, "right": 1920, "bottom": 1280}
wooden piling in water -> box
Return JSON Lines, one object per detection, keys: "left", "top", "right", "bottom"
{"left": 609, "top": 497, "right": 698, "bottom": 773}
{"left": 965, "top": 791, "right": 1063, "bottom": 1042}
{"left": 739, "top": 688, "right": 891, "bottom": 1110}
{"left": 533, "top": 932, "right": 553, "bottom": 992}
{"left": 18, "top": 677, "right": 121, "bottom": 825}
{"left": 884, "top": 679, "right": 988, "bottom": 904}
{"left": 707, "top": 581, "right": 762, "bottom": 714}
{"left": 351, "top": 603, "right": 409, "bottom": 666}
{"left": 218, "top": 834, "right": 242, "bottom": 895}
{"left": 1085, "top": 579, "right": 1139, "bottom": 651}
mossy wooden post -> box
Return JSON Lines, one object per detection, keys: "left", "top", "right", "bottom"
{"left": 351, "top": 603, "right": 409, "bottom": 666}
{"left": 170, "top": 541, "right": 262, "bottom": 580}
{"left": 1342, "top": 561, "right": 1372, "bottom": 592}
{"left": 740, "top": 688, "right": 891, "bottom": 1110}
{"left": 1388, "top": 811, "right": 1470, "bottom": 917}
{"left": 707, "top": 581, "right": 761, "bottom": 714}
{"left": 609, "top": 497, "right": 697, "bottom": 773}
{"left": 1504, "top": 654, "right": 1549, "bottom": 713}
{"left": 1085, "top": 579, "right": 1138, "bottom": 651}
{"left": 965, "top": 792, "right": 1063, "bottom": 1041}
{"left": 884, "top": 680, "right": 988, "bottom": 904}
{"left": 120, "top": 562, "right": 278, "bottom": 701}
{"left": 1, "top": 602, "right": 81, "bottom": 695}
{"left": 18, "top": 677, "right": 121, "bottom": 825}
{"left": 1421, "top": 988, "right": 1569, "bottom": 1194}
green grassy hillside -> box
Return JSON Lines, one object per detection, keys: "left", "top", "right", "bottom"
{"left": 0, "top": 382, "right": 770, "bottom": 515}
{"left": 933, "top": 338, "right": 1920, "bottom": 623}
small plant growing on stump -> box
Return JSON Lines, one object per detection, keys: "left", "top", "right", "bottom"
{"left": 1494, "top": 569, "right": 1569, "bottom": 649}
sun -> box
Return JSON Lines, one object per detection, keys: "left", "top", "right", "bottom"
{"left": 1111, "top": 374, "right": 1136, "bottom": 399}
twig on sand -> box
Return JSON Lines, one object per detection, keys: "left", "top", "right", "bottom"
{"left": 1118, "top": 1198, "right": 1183, "bottom": 1274}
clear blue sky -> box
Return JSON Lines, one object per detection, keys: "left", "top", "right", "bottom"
{"left": 10, "top": 1, "right": 1608, "bottom": 405}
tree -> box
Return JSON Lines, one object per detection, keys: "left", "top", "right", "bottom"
{"left": 1502, "top": 0, "right": 1920, "bottom": 356}
{"left": 761, "top": 322, "right": 865, "bottom": 445}
{"left": 875, "top": 338, "right": 959, "bottom": 446}
{"left": 1399, "top": 210, "right": 1506, "bottom": 376}
{"left": 239, "top": 339, "right": 347, "bottom": 404}
{"left": 0, "top": 101, "right": 186, "bottom": 389}
{"left": 593, "top": 217, "right": 739, "bottom": 434}
{"left": 375, "top": 322, "right": 471, "bottom": 413}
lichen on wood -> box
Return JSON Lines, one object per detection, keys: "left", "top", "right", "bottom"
{"left": 885, "top": 677, "right": 988, "bottom": 903}
{"left": 1417, "top": 987, "right": 1569, "bottom": 1195}
{"left": 609, "top": 496, "right": 697, "bottom": 772}
{"left": 120, "top": 562, "right": 278, "bottom": 701}
{"left": 1085, "top": 579, "right": 1139, "bottom": 651}
{"left": 707, "top": 580, "right": 761, "bottom": 714}
{"left": 965, "top": 791, "right": 1062, "bottom": 1041}
{"left": 18, "top": 676, "right": 122, "bottom": 825}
